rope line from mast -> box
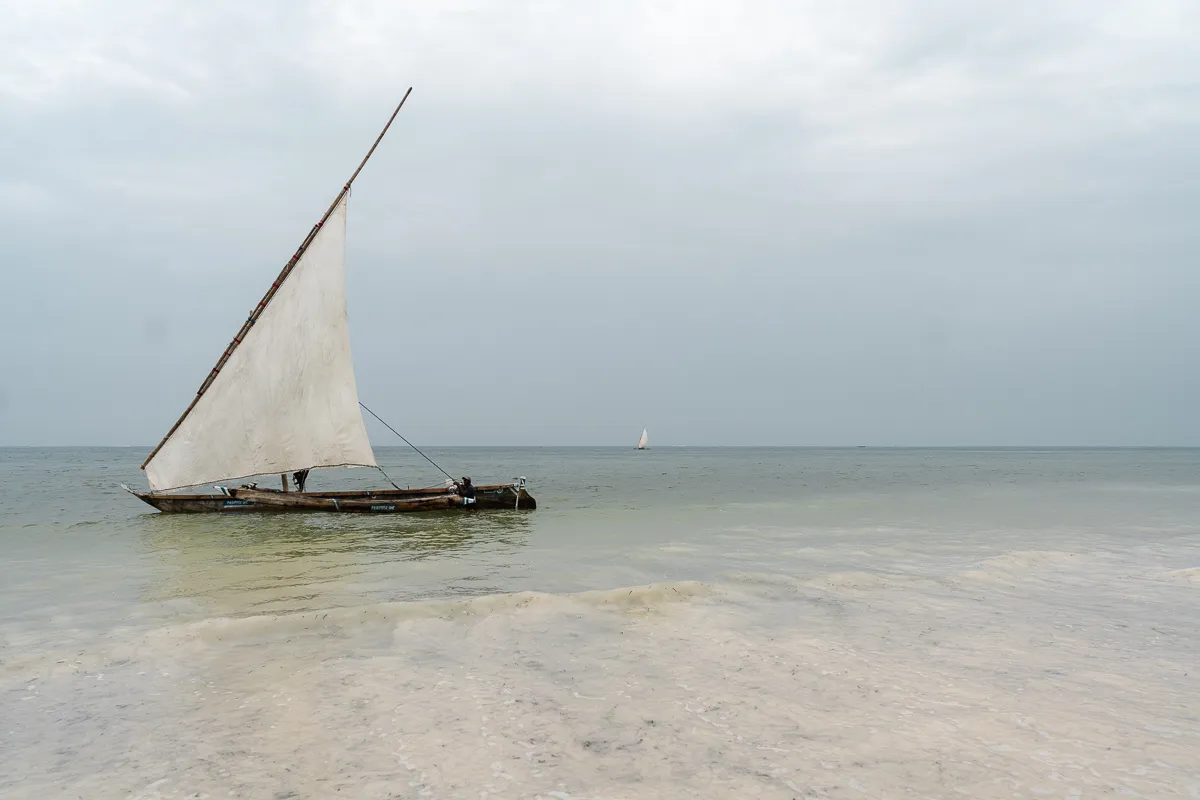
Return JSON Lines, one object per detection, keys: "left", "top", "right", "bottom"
{"left": 374, "top": 464, "right": 403, "bottom": 491}
{"left": 359, "top": 401, "right": 455, "bottom": 482}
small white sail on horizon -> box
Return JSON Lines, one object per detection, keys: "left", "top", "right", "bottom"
{"left": 637, "top": 428, "right": 648, "bottom": 450}
{"left": 143, "top": 193, "right": 377, "bottom": 492}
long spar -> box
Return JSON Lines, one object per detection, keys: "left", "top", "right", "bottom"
{"left": 141, "top": 88, "right": 413, "bottom": 471}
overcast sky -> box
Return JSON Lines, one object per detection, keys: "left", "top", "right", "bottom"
{"left": 1, "top": 1, "right": 1198, "bottom": 447}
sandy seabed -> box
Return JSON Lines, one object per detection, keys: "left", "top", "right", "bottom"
{"left": 5, "top": 551, "right": 1198, "bottom": 799}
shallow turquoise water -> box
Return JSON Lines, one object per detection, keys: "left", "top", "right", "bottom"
{"left": 2, "top": 447, "right": 1199, "bottom": 798}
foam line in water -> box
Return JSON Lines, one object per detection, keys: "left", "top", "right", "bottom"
{"left": 182, "top": 581, "right": 717, "bottom": 645}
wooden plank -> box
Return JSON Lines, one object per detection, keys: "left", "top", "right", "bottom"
{"left": 233, "top": 489, "right": 339, "bottom": 509}
{"left": 234, "top": 488, "right": 460, "bottom": 513}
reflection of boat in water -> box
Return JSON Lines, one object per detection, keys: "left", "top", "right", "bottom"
{"left": 137, "top": 510, "right": 534, "bottom": 616}
{"left": 125, "top": 89, "right": 534, "bottom": 516}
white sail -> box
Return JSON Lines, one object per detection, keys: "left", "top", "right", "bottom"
{"left": 637, "top": 428, "right": 648, "bottom": 449}
{"left": 144, "top": 194, "right": 377, "bottom": 491}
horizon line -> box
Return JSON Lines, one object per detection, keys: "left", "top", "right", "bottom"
{"left": 2, "top": 444, "right": 1199, "bottom": 450}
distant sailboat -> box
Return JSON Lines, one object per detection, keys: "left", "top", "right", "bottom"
{"left": 637, "top": 428, "right": 649, "bottom": 450}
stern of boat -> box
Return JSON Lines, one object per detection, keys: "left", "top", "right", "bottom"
{"left": 474, "top": 484, "right": 536, "bottom": 510}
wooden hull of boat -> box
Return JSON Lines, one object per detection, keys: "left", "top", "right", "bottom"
{"left": 130, "top": 484, "right": 535, "bottom": 514}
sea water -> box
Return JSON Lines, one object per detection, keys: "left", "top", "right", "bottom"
{"left": 1, "top": 447, "right": 1198, "bottom": 798}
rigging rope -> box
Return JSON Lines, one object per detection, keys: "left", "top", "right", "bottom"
{"left": 359, "top": 401, "right": 455, "bottom": 482}
{"left": 374, "top": 464, "right": 404, "bottom": 491}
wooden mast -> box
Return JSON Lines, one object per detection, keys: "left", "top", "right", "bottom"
{"left": 141, "top": 88, "right": 413, "bottom": 472}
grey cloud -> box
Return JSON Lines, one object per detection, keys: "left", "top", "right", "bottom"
{"left": 1, "top": 1, "right": 1197, "bottom": 446}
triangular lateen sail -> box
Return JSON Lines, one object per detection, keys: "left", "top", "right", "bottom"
{"left": 637, "top": 428, "right": 648, "bottom": 449}
{"left": 144, "top": 194, "right": 377, "bottom": 491}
